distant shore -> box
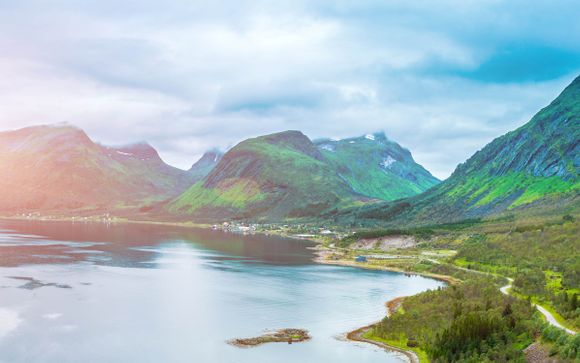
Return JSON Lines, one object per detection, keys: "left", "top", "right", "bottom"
{"left": 312, "top": 246, "right": 459, "bottom": 285}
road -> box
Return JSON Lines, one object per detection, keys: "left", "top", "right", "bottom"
{"left": 500, "top": 278, "right": 576, "bottom": 335}
{"left": 425, "top": 258, "right": 577, "bottom": 335}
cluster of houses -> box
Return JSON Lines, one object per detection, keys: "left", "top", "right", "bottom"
{"left": 212, "top": 222, "right": 350, "bottom": 240}
{"left": 16, "top": 212, "right": 116, "bottom": 223}
{"left": 212, "top": 222, "right": 258, "bottom": 234}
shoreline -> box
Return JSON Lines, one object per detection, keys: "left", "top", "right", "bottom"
{"left": 313, "top": 247, "right": 460, "bottom": 286}
{"left": 0, "top": 215, "right": 452, "bottom": 362}
{"left": 0, "top": 215, "right": 331, "bottom": 245}
{"left": 345, "top": 296, "right": 419, "bottom": 363}
{"left": 314, "top": 247, "right": 445, "bottom": 363}
{"left": 346, "top": 324, "right": 419, "bottom": 363}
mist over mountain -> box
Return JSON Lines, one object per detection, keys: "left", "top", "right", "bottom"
{"left": 0, "top": 125, "right": 197, "bottom": 213}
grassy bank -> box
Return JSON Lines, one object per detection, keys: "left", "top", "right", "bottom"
{"left": 362, "top": 329, "right": 430, "bottom": 362}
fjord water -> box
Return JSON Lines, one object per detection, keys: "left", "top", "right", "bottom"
{"left": 0, "top": 220, "right": 443, "bottom": 363}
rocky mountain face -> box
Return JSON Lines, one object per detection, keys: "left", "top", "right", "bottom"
{"left": 315, "top": 132, "right": 439, "bottom": 201}
{"left": 169, "top": 131, "right": 361, "bottom": 220}
{"left": 188, "top": 149, "right": 223, "bottom": 181}
{"left": 454, "top": 76, "right": 579, "bottom": 181}
{"left": 352, "top": 75, "right": 580, "bottom": 224}
{"left": 0, "top": 125, "right": 196, "bottom": 214}
{"left": 169, "top": 130, "right": 439, "bottom": 221}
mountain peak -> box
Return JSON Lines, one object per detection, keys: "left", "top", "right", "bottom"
{"left": 114, "top": 142, "right": 161, "bottom": 161}
{"left": 363, "top": 131, "right": 388, "bottom": 141}
{"left": 259, "top": 130, "right": 309, "bottom": 144}
{"left": 188, "top": 149, "right": 224, "bottom": 180}
{"left": 565, "top": 74, "right": 580, "bottom": 91}
{"left": 246, "top": 130, "right": 324, "bottom": 161}
{"left": 453, "top": 74, "right": 579, "bottom": 181}
{"left": 196, "top": 149, "right": 223, "bottom": 164}
{"left": 0, "top": 123, "right": 94, "bottom": 153}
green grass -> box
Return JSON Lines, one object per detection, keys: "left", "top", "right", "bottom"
{"left": 363, "top": 330, "right": 430, "bottom": 362}
{"left": 453, "top": 258, "right": 518, "bottom": 276}
{"left": 446, "top": 172, "right": 579, "bottom": 209}
{"left": 170, "top": 179, "right": 266, "bottom": 213}
{"left": 545, "top": 270, "right": 580, "bottom": 296}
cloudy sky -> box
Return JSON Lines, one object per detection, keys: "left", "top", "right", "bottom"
{"left": 0, "top": 0, "right": 578, "bottom": 178}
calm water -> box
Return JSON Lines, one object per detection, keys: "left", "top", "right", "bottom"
{"left": 0, "top": 220, "right": 443, "bottom": 363}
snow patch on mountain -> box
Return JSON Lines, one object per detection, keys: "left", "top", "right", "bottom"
{"left": 380, "top": 155, "right": 396, "bottom": 169}
{"left": 319, "top": 144, "right": 335, "bottom": 152}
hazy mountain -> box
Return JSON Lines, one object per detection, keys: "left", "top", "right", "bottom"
{"left": 0, "top": 125, "right": 196, "bottom": 214}
{"left": 188, "top": 149, "right": 223, "bottom": 181}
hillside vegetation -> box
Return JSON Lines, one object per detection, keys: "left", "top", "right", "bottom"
{"left": 0, "top": 125, "right": 199, "bottom": 214}
{"left": 315, "top": 132, "right": 439, "bottom": 200}
{"left": 170, "top": 130, "right": 439, "bottom": 221}
{"left": 340, "top": 75, "right": 580, "bottom": 226}
{"left": 370, "top": 279, "right": 539, "bottom": 362}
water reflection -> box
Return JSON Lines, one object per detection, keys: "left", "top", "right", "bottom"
{"left": 0, "top": 220, "right": 315, "bottom": 268}
{"left": 0, "top": 219, "right": 442, "bottom": 363}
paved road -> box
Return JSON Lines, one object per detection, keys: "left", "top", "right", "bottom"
{"left": 426, "top": 258, "right": 577, "bottom": 335}
{"left": 500, "top": 278, "right": 576, "bottom": 335}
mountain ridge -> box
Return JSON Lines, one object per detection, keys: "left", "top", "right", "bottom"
{"left": 314, "top": 131, "right": 440, "bottom": 201}
{"left": 0, "top": 125, "right": 199, "bottom": 214}
{"left": 346, "top": 75, "right": 580, "bottom": 225}
{"left": 169, "top": 129, "right": 440, "bottom": 221}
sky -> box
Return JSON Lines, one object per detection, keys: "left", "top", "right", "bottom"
{"left": 0, "top": 1, "right": 578, "bottom": 179}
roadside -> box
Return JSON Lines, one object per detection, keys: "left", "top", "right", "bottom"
{"left": 501, "top": 278, "right": 577, "bottom": 335}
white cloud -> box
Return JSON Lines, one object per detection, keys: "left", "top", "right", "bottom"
{"left": 0, "top": 0, "right": 578, "bottom": 178}
{"left": 0, "top": 308, "right": 21, "bottom": 340}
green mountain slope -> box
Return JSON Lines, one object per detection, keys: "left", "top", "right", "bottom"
{"left": 169, "top": 131, "right": 368, "bottom": 220}
{"left": 169, "top": 130, "right": 441, "bottom": 221}
{"left": 0, "top": 125, "right": 196, "bottom": 213}
{"left": 315, "top": 132, "right": 439, "bottom": 200}
{"left": 353, "top": 75, "right": 580, "bottom": 224}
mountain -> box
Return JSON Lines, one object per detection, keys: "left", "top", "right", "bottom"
{"left": 353, "top": 75, "right": 580, "bottom": 224}
{"left": 169, "top": 130, "right": 440, "bottom": 221}
{"left": 314, "top": 132, "right": 439, "bottom": 200}
{"left": 188, "top": 149, "right": 223, "bottom": 181}
{"left": 169, "top": 130, "right": 367, "bottom": 220}
{"left": 103, "top": 142, "right": 195, "bottom": 197}
{"left": 0, "top": 125, "right": 195, "bottom": 214}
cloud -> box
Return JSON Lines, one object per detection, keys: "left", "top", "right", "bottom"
{"left": 0, "top": 308, "right": 21, "bottom": 339}
{"left": 0, "top": 0, "right": 578, "bottom": 178}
